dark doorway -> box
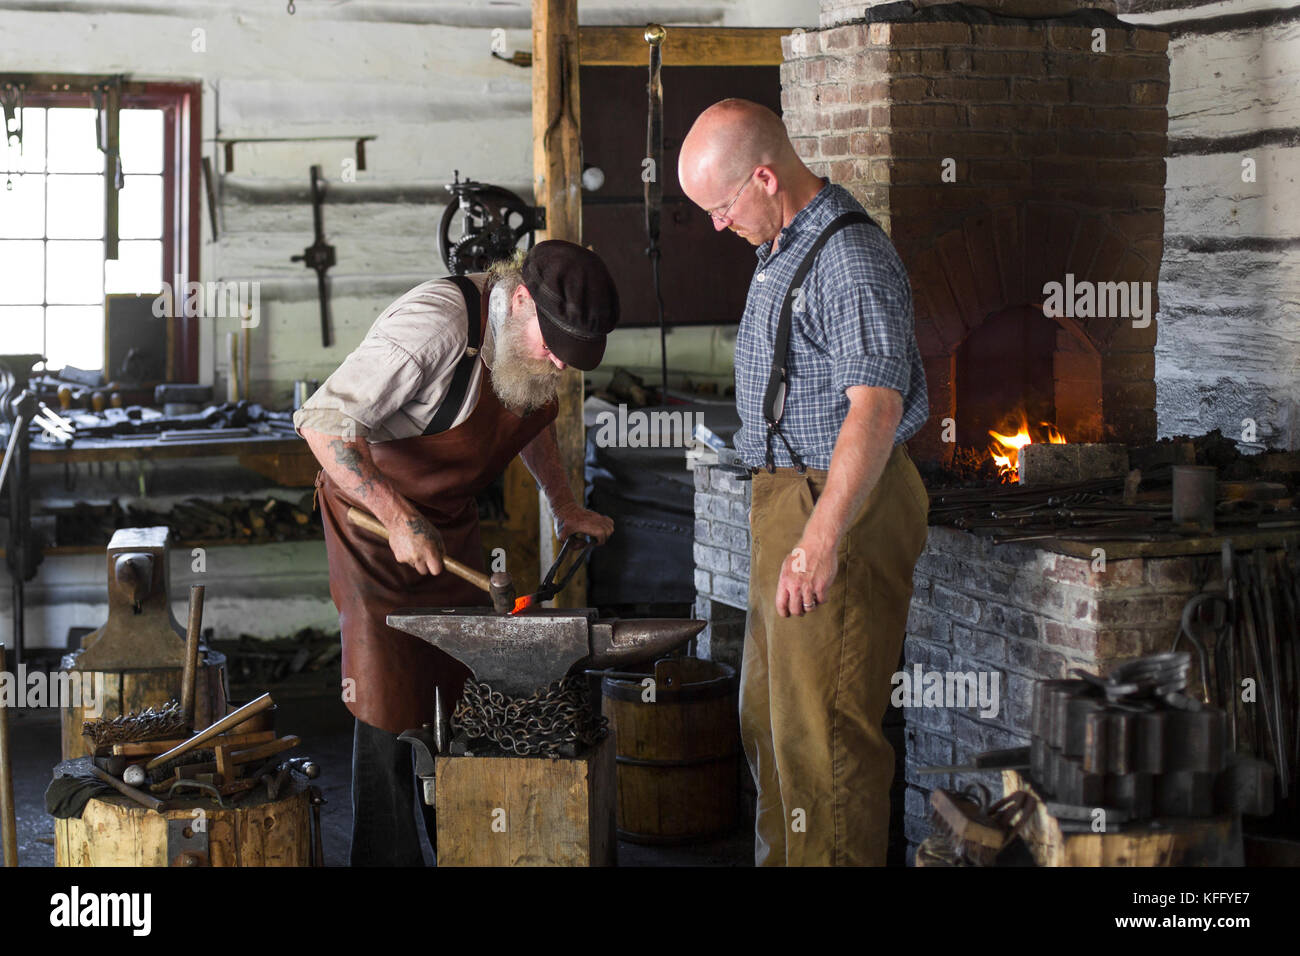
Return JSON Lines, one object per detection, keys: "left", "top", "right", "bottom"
{"left": 578, "top": 65, "right": 781, "bottom": 329}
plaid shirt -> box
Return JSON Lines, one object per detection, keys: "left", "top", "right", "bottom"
{"left": 733, "top": 181, "right": 928, "bottom": 470}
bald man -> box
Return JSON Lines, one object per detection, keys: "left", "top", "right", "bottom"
{"left": 680, "top": 99, "right": 930, "bottom": 866}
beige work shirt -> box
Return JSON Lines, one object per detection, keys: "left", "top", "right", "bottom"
{"left": 293, "top": 274, "right": 493, "bottom": 442}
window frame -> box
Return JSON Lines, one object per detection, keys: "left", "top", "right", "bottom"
{"left": 1, "top": 76, "right": 201, "bottom": 380}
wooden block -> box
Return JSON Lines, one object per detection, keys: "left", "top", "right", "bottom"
{"left": 434, "top": 737, "right": 616, "bottom": 866}
{"left": 1001, "top": 770, "right": 1241, "bottom": 866}
{"left": 215, "top": 744, "right": 234, "bottom": 785}
{"left": 55, "top": 785, "right": 311, "bottom": 867}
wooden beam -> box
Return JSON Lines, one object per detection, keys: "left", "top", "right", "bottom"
{"left": 578, "top": 26, "right": 791, "bottom": 67}
{"left": 532, "top": 0, "right": 587, "bottom": 608}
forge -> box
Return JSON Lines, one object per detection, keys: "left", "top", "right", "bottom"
{"left": 687, "top": 0, "right": 1300, "bottom": 866}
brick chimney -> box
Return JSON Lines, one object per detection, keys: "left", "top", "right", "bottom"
{"left": 783, "top": 1, "right": 1170, "bottom": 462}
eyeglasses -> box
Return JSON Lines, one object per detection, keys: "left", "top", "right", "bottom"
{"left": 706, "top": 171, "right": 755, "bottom": 225}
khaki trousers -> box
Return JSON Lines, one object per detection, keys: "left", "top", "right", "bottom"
{"left": 741, "top": 443, "right": 929, "bottom": 866}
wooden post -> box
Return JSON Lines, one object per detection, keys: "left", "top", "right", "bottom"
{"left": 532, "top": 0, "right": 588, "bottom": 608}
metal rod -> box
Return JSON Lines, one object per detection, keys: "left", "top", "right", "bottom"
{"left": 0, "top": 644, "right": 17, "bottom": 865}
{"left": 0, "top": 413, "right": 24, "bottom": 497}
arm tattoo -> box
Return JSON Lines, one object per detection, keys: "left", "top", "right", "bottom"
{"left": 406, "top": 516, "right": 439, "bottom": 541}
{"left": 328, "top": 438, "right": 379, "bottom": 500}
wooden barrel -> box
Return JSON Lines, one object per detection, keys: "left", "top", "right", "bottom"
{"left": 58, "top": 650, "right": 229, "bottom": 759}
{"left": 601, "top": 657, "right": 739, "bottom": 844}
{"left": 55, "top": 779, "right": 312, "bottom": 867}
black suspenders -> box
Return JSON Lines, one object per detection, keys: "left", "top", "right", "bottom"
{"left": 422, "top": 274, "right": 483, "bottom": 436}
{"left": 761, "top": 211, "right": 874, "bottom": 473}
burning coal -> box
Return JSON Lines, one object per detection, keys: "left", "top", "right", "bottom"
{"left": 987, "top": 410, "right": 1066, "bottom": 482}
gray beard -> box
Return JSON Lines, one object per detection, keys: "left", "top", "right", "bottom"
{"left": 486, "top": 285, "right": 562, "bottom": 415}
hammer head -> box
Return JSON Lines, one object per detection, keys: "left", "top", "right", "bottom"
{"left": 488, "top": 571, "right": 516, "bottom": 615}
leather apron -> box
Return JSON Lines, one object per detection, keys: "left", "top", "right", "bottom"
{"left": 316, "top": 295, "right": 558, "bottom": 735}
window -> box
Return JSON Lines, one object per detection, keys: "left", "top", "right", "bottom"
{"left": 0, "top": 81, "right": 200, "bottom": 378}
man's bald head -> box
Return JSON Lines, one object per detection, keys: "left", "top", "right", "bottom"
{"left": 678, "top": 98, "right": 800, "bottom": 203}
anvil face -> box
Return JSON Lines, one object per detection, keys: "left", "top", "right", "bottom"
{"left": 385, "top": 607, "right": 705, "bottom": 698}
{"left": 386, "top": 608, "right": 597, "bottom": 696}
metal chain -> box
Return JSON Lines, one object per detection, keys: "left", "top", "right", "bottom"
{"left": 453, "top": 675, "right": 607, "bottom": 758}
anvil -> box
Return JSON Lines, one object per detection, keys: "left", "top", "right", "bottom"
{"left": 386, "top": 608, "right": 705, "bottom": 697}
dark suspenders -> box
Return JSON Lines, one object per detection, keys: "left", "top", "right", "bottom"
{"left": 761, "top": 211, "right": 874, "bottom": 474}
{"left": 422, "top": 274, "right": 483, "bottom": 436}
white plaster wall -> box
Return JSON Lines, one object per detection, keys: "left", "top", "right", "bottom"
{"left": 1120, "top": 0, "right": 1300, "bottom": 449}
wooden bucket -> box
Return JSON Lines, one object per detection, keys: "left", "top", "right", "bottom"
{"left": 58, "top": 651, "right": 229, "bottom": 759}
{"left": 55, "top": 780, "right": 312, "bottom": 867}
{"left": 601, "top": 657, "right": 739, "bottom": 844}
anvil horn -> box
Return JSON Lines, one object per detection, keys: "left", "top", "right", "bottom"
{"left": 585, "top": 618, "right": 706, "bottom": 670}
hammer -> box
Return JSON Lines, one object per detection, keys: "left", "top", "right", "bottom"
{"left": 346, "top": 507, "right": 516, "bottom": 614}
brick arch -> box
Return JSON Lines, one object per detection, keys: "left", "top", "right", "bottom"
{"left": 901, "top": 201, "right": 1161, "bottom": 461}
{"left": 907, "top": 201, "right": 1158, "bottom": 360}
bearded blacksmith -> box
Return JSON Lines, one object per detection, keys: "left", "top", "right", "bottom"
{"left": 295, "top": 241, "right": 618, "bottom": 865}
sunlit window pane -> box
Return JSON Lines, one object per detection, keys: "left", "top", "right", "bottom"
{"left": 0, "top": 175, "right": 45, "bottom": 238}
{"left": 46, "top": 240, "right": 103, "bottom": 304}
{"left": 119, "top": 110, "right": 163, "bottom": 175}
{"left": 45, "top": 305, "right": 103, "bottom": 370}
{"left": 47, "top": 174, "right": 104, "bottom": 239}
{"left": 120, "top": 175, "right": 162, "bottom": 239}
{"left": 0, "top": 240, "right": 44, "bottom": 303}
{"left": 0, "top": 307, "right": 45, "bottom": 356}
{"left": 3, "top": 108, "right": 46, "bottom": 174}
{"left": 105, "top": 240, "right": 162, "bottom": 294}
{"left": 46, "top": 109, "right": 103, "bottom": 174}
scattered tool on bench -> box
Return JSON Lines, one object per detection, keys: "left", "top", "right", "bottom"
{"left": 346, "top": 505, "right": 516, "bottom": 613}
{"left": 83, "top": 700, "right": 187, "bottom": 751}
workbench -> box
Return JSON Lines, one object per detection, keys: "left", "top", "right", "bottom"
{"left": 31, "top": 433, "right": 316, "bottom": 487}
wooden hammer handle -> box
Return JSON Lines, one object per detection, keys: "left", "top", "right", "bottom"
{"left": 346, "top": 507, "right": 491, "bottom": 593}
{"left": 146, "top": 693, "right": 274, "bottom": 771}
{"left": 90, "top": 764, "right": 167, "bottom": 813}
{"left": 180, "top": 585, "right": 205, "bottom": 729}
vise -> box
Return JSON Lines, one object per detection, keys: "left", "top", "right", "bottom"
{"left": 386, "top": 607, "right": 704, "bottom": 697}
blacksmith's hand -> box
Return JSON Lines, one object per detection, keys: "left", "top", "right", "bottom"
{"left": 776, "top": 536, "right": 838, "bottom": 618}
{"left": 389, "top": 511, "right": 446, "bottom": 576}
{"left": 553, "top": 503, "right": 615, "bottom": 545}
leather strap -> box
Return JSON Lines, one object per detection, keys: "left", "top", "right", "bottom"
{"left": 423, "top": 275, "right": 484, "bottom": 436}
{"left": 761, "top": 211, "right": 874, "bottom": 472}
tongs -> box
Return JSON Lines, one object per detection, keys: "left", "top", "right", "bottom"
{"left": 511, "top": 533, "right": 597, "bottom": 614}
